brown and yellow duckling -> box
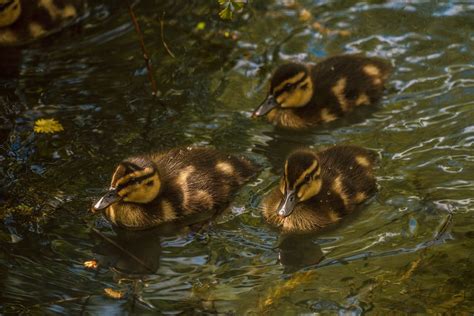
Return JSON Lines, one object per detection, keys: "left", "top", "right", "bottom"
{"left": 92, "top": 147, "right": 258, "bottom": 230}
{"left": 261, "top": 145, "right": 378, "bottom": 233}
{"left": 253, "top": 55, "right": 392, "bottom": 129}
{"left": 0, "top": 0, "right": 84, "bottom": 46}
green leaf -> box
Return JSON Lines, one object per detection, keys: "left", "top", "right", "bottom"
{"left": 219, "top": 6, "right": 233, "bottom": 20}
{"left": 218, "top": 0, "right": 247, "bottom": 20}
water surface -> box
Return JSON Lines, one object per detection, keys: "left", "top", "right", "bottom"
{"left": 1, "top": 0, "right": 473, "bottom": 314}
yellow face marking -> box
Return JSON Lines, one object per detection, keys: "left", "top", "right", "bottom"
{"left": 294, "top": 159, "right": 319, "bottom": 188}
{"left": 276, "top": 76, "right": 313, "bottom": 108}
{"left": 273, "top": 71, "right": 306, "bottom": 94}
{"left": 120, "top": 173, "right": 161, "bottom": 203}
{"left": 216, "top": 161, "right": 234, "bottom": 175}
{"left": 331, "top": 77, "right": 349, "bottom": 112}
{"left": 298, "top": 178, "right": 322, "bottom": 202}
{"left": 39, "top": 0, "right": 77, "bottom": 20}
{"left": 332, "top": 175, "right": 349, "bottom": 206}
{"left": 355, "top": 156, "right": 371, "bottom": 168}
{"left": 354, "top": 192, "right": 367, "bottom": 203}
{"left": 279, "top": 178, "right": 285, "bottom": 195}
{"left": 161, "top": 199, "right": 177, "bottom": 221}
{"left": 320, "top": 108, "right": 337, "bottom": 122}
{"left": 0, "top": 0, "right": 21, "bottom": 27}
{"left": 111, "top": 165, "right": 125, "bottom": 186}
{"left": 115, "top": 167, "right": 154, "bottom": 187}
{"left": 29, "top": 22, "right": 46, "bottom": 38}
{"left": 355, "top": 93, "right": 370, "bottom": 106}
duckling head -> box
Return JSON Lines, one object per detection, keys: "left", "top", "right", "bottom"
{"left": 92, "top": 159, "right": 161, "bottom": 212}
{"left": 253, "top": 63, "right": 313, "bottom": 117}
{"left": 0, "top": 0, "right": 21, "bottom": 28}
{"left": 277, "top": 150, "right": 322, "bottom": 217}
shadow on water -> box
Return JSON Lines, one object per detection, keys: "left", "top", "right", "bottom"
{"left": 92, "top": 228, "right": 163, "bottom": 275}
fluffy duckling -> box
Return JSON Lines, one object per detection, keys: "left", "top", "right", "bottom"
{"left": 92, "top": 147, "right": 258, "bottom": 230}
{"left": 253, "top": 55, "right": 392, "bottom": 129}
{"left": 0, "top": 0, "right": 84, "bottom": 46}
{"left": 261, "top": 145, "right": 377, "bottom": 233}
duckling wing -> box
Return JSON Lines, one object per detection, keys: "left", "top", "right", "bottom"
{"left": 317, "top": 145, "right": 378, "bottom": 208}
{"left": 153, "top": 147, "right": 257, "bottom": 214}
{"left": 312, "top": 55, "right": 392, "bottom": 114}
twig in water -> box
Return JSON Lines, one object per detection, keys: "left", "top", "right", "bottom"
{"left": 160, "top": 12, "right": 175, "bottom": 58}
{"left": 126, "top": 1, "right": 159, "bottom": 97}
{"left": 29, "top": 295, "right": 92, "bottom": 309}
{"left": 91, "top": 228, "right": 155, "bottom": 274}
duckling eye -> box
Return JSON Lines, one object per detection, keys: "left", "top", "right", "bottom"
{"left": 284, "top": 83, "right": 293, "bottom": 90}
{"left": 304, "top": 175, "right": 311, "bottom": 182}
{"left": 146, "top": 181, "right": 154, "bottom": 187}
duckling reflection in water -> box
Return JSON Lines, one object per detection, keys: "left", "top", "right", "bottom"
{"left": 0, "top": 0, "right": 85, "bottom": 46}
{"left": 277, "top": 234, "right": 325, "bottom": 272}
{"left": 261, "top": 145, "right": 378, "bottom": 233}
{"left": 91, "top": 209, "right": 219, "bottom": 275}
{"left": 92, "top": 228, "right": 163, "bottom": 275}
{"left": 92, "top": 147, "right": 258, "bottom": 230}
{"left": 253, "top": 55, "right": 392, "bottom": 129}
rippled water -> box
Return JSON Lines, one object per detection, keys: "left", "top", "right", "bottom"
{"left": 1, "top": 0, "right": 473, "bottom": 314}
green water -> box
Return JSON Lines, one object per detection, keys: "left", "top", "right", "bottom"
{"left": 1, "top": 0, "right": 473, "bottom": 314}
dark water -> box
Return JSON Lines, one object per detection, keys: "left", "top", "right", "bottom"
{"left": 1, "top": 0, "right": 473, "bottom": 314}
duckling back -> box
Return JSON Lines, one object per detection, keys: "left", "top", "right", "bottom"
{"left": 310, "top": 55, "right": 392, "bottom": 119}
{"left": 0, "top": 0, "right": 84, "bottom": 46}
{"left": 316, "top": 145, "right": 378, "bottom": 210}
{"left": 152, "top": 147, "right": 258, "bottom": 213}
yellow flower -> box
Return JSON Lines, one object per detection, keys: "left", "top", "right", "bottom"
{"left": 83, "top": 260, "right": 98, "bottom": 270}
{"left": 34, "top": 118, "right": 64, "bottom": 134}
{"left": 104, "top": 288, "right": 125, "bottom": 299}
{"left": 196, "top": 22, "right": 206, "bottom": 30}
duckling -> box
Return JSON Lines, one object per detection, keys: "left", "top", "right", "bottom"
{"left": 0, "top": 0, "right": 84, "bottom": 46}
{"left": 253, "top": 55, "right": 392, "bottom": 129}
{"left": 92, "top": 147, "right": 258, "bottom": 230}
{"left": 261, "top": 145, "right": 377, "bottom": 233}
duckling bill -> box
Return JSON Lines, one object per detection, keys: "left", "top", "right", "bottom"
{"left": 253, "top": 55, "right": 392, "bottom": 129}
{"left": 261, "top": 145, "right": 378, "bottom": 233}
{"left": 92, "top": 147, "right": 258, "bottom": 230}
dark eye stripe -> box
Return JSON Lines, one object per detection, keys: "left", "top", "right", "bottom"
{"left": 299, "top": 167, "right": 321, "bottom": 187}
{"left": 274, "top": 74, "right": 308, "bottom": 97}
{"left": 116, "top": 173, "right": 154, "bottom": 191}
